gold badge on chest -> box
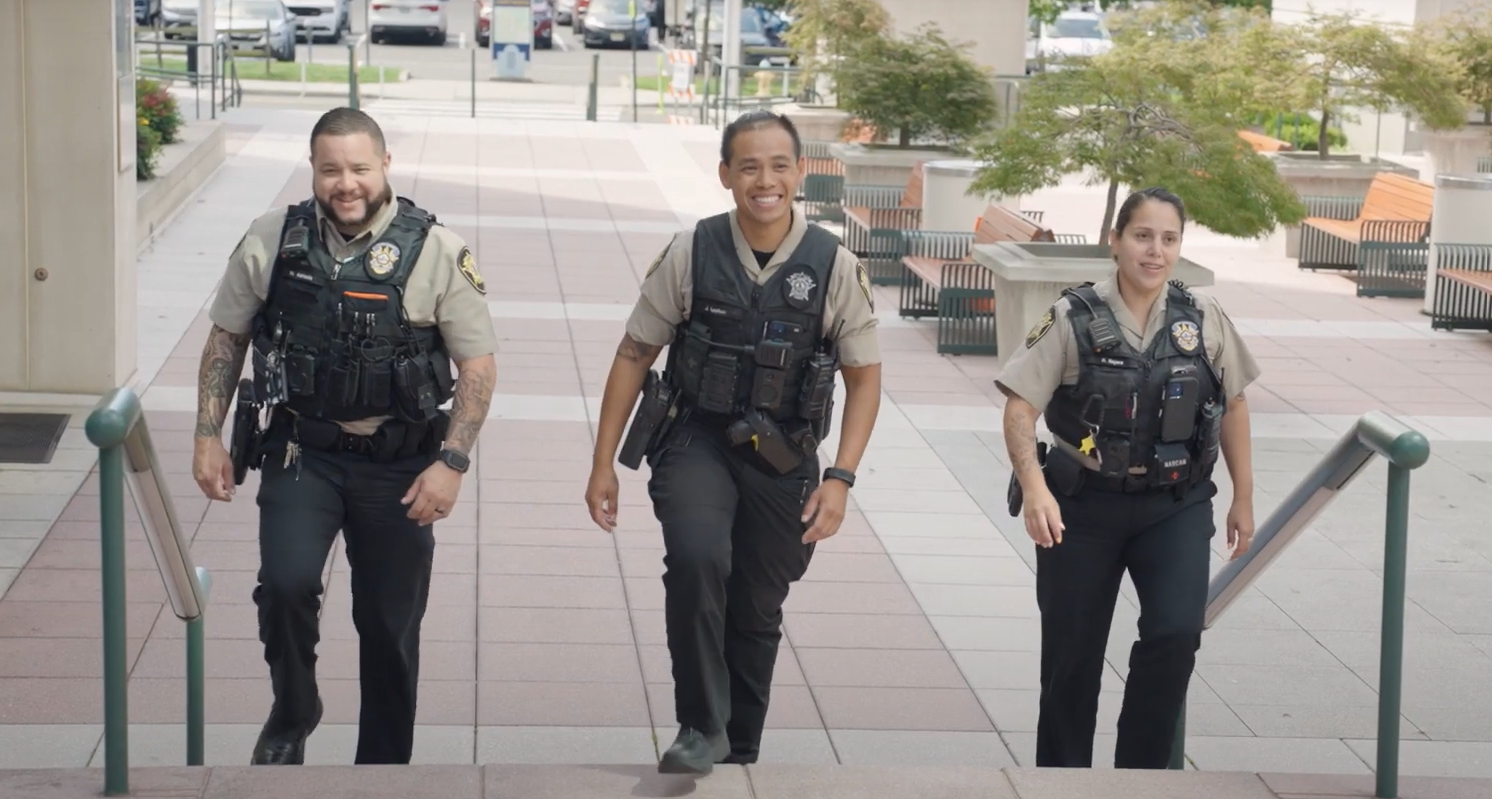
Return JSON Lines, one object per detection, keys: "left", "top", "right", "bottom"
{"left": 367, "top": 241, "right": 401, "bottom": 278}
{"left": 1170, "top": 320, "right": 1201, "bottom": 353}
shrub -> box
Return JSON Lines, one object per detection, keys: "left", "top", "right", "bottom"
{"left": 834, "top": 23, "right": 1000, "bottom": 149}
{"left": 137, "top": 116, "right": 163, "bottom": 181}
{"left": 137, "top": 78, "right": 183, "bottom": 145}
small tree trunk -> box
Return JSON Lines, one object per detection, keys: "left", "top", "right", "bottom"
{"left": 1318, "top": 108, "right": 1331, "bottom": 160}
{"left": 898, "top": 127, "right": 911, "bottom": 148}
{"left": 1483, "top": 103, "right": 1490, "bottom": 126}
{"left": 1099, "top": 177, "right": 1120, "bottom": 245}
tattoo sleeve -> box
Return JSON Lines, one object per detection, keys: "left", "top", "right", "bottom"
{"left": 443, "top": 356, "right": 498, "bottom": 456}
{"left": 1002, "top": 396, "right": 1044, "bottom": 487}
{"left": 195, "top": 324, "right": 252, "bottom": 439}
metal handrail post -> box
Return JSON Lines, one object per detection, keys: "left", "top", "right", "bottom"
{"left": 1169, "top": 410, "right": 1429, "bottom": 790}
{"left": 86, "top": 387, "right": 214, "bottom": 786}
{"left": 348, "top": 42, "right": 360, "bottom": 109}
{"left": 86, "top": 392, "right": 141, "bottom": 796}
{"left": 1377, "top": 462, "right": 1412, "bottom": 798}
{"left": 187, "top": 567, "right": 213, "bottom": 765}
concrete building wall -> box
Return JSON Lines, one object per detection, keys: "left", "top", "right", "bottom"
{"left": 875, "top": 0, "right": 1030, "bottom": 78}
{"left": 0, "top": 0, "right": 137, "bottom": 395}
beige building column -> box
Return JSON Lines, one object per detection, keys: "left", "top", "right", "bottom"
{"left": 875, "top": 0, "right": 1029, "bottom": 78}
{"left": 0, "top": 0, "right": 137, "bottom": 396}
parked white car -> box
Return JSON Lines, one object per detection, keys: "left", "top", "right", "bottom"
{"left": 286, "top": 0, "right": 350, "bottom": 43}
{"left": 370, "top": 0, "right": 449, "bottom": 45}
{"left": 1026, "top": 10, "right": 1112, "bottom": 73}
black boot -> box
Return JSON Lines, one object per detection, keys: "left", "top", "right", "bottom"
{"left": 250, "top": 697, "right": 323, "bottom": 765}
{"left": 658, "top": 727, "right": 730, "bottom": 775}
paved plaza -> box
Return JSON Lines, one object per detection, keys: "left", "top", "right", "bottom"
{"left": 0, "top": 106, "right": 1491, "bottom": 795}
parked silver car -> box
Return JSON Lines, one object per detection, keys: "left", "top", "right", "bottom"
{"left": 219, "top": 0, "right": 300, "bottom": 61}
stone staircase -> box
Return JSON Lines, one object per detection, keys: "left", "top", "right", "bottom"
{"left": 6, "top": 764, "right": 1492, "bottom": 799}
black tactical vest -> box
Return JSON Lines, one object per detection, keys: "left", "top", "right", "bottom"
{"left": 666, "top": 213, "right": 841, "bottom": 429}
{"left": 249, "top": 197, "right": 455, "bottom": 424}
{"left": 1045, "top": 282, "right": 1227, "bottom": 488}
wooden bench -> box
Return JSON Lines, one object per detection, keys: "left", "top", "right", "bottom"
{"left": 1298, "top": 172, "right": 1434, "bottom": 298}
{"left": 842, "top": 163, "right": 926, "bottom": 285}
{"left": 1238, "top": 130, "right": 1294, "bottom": 152}
{"left": 1430, "top": 244, "right": 1492, "bottom": 332}
{"left": 895, "top": 206, "right": 1074, "bottom": 356}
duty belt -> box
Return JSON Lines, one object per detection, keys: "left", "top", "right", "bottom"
{"left": 1079, "top": 469, "right": 1157, "bottom": 494}
{"left": 269, "top": 406, "right": 446, "bottom": 462}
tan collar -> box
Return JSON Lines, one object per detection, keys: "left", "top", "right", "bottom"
{"left": 727, "top": 207, "right": 806, "bottom": 277}
{"left": 313, "top": 187, "right": 400, "bottom": 256}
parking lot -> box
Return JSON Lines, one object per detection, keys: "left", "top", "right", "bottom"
{"left": 297, "top": 0, "right": 672, "bottom": 86}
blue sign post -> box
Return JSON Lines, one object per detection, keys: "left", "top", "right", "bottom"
{"left": 491, "top": 0, "right": 534, "bottom": 80}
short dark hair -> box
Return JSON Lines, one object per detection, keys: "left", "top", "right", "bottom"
{"left": 310, "top": 107, "right": 387, "bottom": 156}
{"left": 719, "top": 109, "right": 802, "bottom": 165}
{"left": 1114, "top": 186, "right": 1187, "bottom": 236}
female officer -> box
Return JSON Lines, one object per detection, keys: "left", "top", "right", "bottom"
{"left": 996, "top": 186, "right": 1260, "bottom": 769}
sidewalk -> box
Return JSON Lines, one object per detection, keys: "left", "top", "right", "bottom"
{"left": 0, "top": 105, "right": 1491, "bottom": 793}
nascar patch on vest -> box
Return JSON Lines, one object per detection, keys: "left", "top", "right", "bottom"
{"left": 1026, "top": 307, "right": 1055, "bottom": 349}
{"left": 458, "top": 247, "right": 486, "bottom": 295}
{"left": 782, "top": 266, "right": 818, "bottom": 311}
{"left": 367, "top": 241, "right": 400, "bottom": 278}
{"left": 855, "top": 260, "right": 874, "bottom": 311}
{"left": 1171, "top": 320, "right": 1200, "bottom": 353}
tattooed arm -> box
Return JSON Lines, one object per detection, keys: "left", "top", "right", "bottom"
{"left": 441, "top": 354, "right": 498, "bottom": 456}
{"left": 195, "top": 324, "right": 252, "bottom": 440}
{"left": 1000, "top": 390, "right": 1045, "bottom": 491}
{"left": 592, "top": 334, "right": 664, "bottom": 469}
{"left": 192, "top": 324, "right": 251, "bottom": 501}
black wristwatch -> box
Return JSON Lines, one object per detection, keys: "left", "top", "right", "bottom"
{"left": 823, "top": 467, "right": 856, "bottom": 488}
{"left": 437, "top": 448, "right": 470, "bottom": 474}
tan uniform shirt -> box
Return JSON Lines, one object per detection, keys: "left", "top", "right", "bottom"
{"left": 209, "top": 188, "right": 498, "bottom": 435}
{"left": 996, "top": 277, "right": 1260, "bottom": 469}
{"left": 624, "top": 209, "right": 882, "bottom": 368}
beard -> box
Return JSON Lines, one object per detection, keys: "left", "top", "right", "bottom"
{"left": 317, "top": 183, "right": 393, "bottom": 231}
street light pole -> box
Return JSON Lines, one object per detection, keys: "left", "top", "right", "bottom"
{"left": 722, "top": 0, "right": 741, "bottom": 106}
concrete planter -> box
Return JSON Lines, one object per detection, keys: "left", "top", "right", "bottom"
{"left": 922, "top": 159, "right": 1018, "bottom": 231}
{"left": 829, "top": 141, "right": 963, "bottom": 189}
{"left": 779, "top": 104, "right": 851, "bottom": 142}
{"left": 1267, "top": 152, "right": 1419, "bottom": 258}
{"left": 1419, "top": 126, "right": 1492, "bottom": 183}
{"left": 971, "top": 242, "right": 1214, "bottom": 365}
{"left": 136, "top": 119, "right": 226, "bottom": 254}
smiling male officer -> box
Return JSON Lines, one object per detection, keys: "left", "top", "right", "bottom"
{"left": 585, "top": 109, "right": 883, "bottom": 774}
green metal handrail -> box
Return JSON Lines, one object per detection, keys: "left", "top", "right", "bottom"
{"left": 1169, "top": 410, "right": 1429, "bottom": 799}
{"left": 85, "top": 387, "right": 213, "bottom": 796}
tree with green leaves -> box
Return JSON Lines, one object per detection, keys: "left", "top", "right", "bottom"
{"left": 1027, "top": 0, "right": 1270, "bottom": 26}
{"left": 1274, "top": 10, "right": 1467, "bottom": 158}
{"left": 834, "top": 22, "right": 1001, "bottom": 149}
{"left": 1429, "top": 5, "right": 1492, "bottom": 125}
{"left": 968, "top": 43, "right": 1307, "bottom": 242}
{"left": 778, "top": 0, "right": 891, "bottom": 89}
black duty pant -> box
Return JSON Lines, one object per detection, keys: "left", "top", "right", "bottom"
{"left": 1034, "top": 474, "right": 1217, "bottom": 769}
{"left": 645, "top": 421, "right": 819, "bottom": 759}
{"left": 253, "top": 438, "right": 436, "bottom": 765}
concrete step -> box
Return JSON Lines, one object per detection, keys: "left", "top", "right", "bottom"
{"left": 5, "top": 764, "right": 1491, "bottom": 799}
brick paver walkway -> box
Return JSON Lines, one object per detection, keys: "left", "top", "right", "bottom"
{"left": 1, "top": 105, "right": 1491, "bottom": 795}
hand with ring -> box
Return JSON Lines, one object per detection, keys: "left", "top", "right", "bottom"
{"left": 402, "top": 460, "right": 464, "bottom": 526}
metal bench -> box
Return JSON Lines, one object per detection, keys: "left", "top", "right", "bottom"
{"left": 1430, "top": 244, "right": 1492, "bottom": 332}
{"left": 799, "top": 140, "right": 846, "bottom": 223}
{"left": 842, "top": 163, "right": 926, "bottom": 285}
{"left": 896, "top": 207, "right": 1086, "bottom": 356}
{"left": 1298, "top": 173, "right": 1434, "bottom": 298}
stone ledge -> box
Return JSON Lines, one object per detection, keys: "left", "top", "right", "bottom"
{"left": 3, "top": 764, "right": 1489, "bottom": 799}
{"left": 136, "top": 117, "right": 227, "bottom": 254}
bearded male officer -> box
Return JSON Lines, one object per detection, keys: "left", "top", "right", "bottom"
{"left": 585, "top": 109, "right": 883, "bottom": 775}
{"left": 190, "top": 107, "right": 498, "bottom": 766}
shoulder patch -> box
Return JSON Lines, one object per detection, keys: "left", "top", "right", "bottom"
{"left": 457, "top": 246, "right": 486, "bottom": 295}
{"left": 855, "top": 260, "right": 874, "bottom": 311}
{"left": 1026, "top": 307, "right": 1055, "bottom": 349}
{"left": 645, "top": 243, "right": 669, "bottom": 279}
